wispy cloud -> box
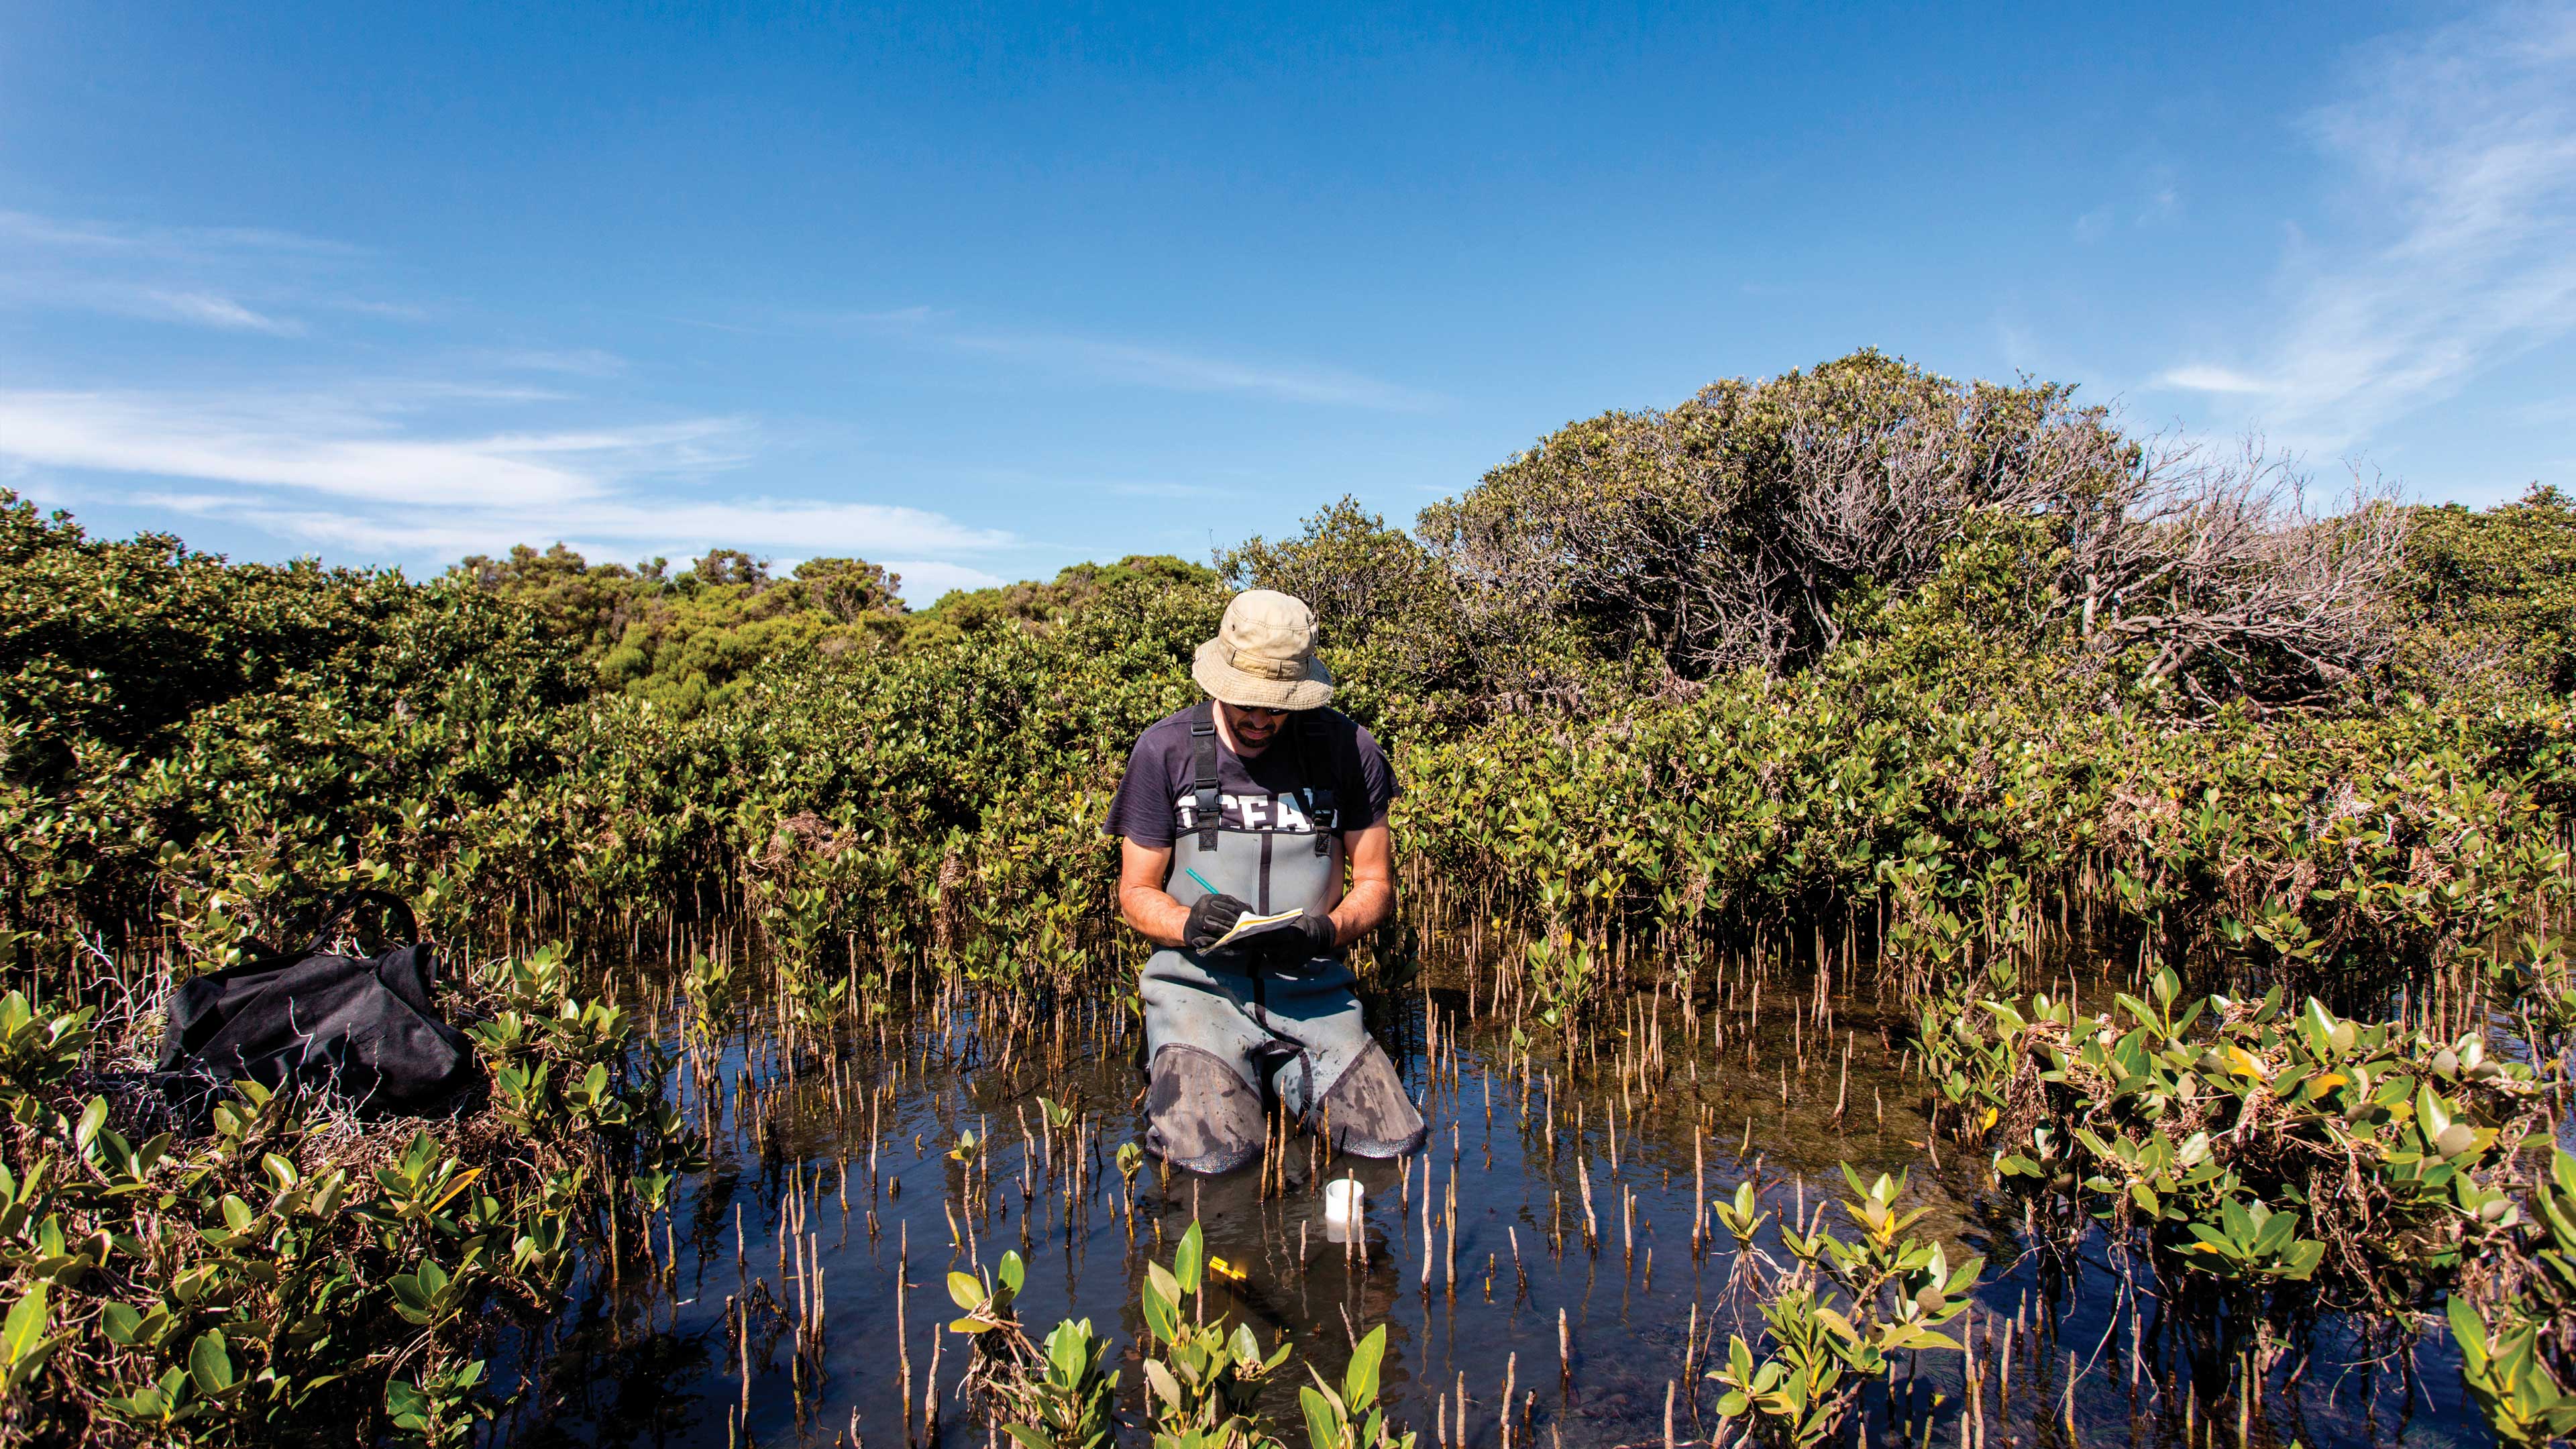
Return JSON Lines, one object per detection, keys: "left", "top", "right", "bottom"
{"left": 881, "top": 560, "right": 1010, "bottom": 598}
{"left": 239, "top": 497, "right": 1010, "bottom": 562}
{"left": 0, "top": 204, "right": 1024, "bottom": 580}
{"left": 0, "top": 389, "right": 708, "bottom": 508}
{"left": 0, "top": 209, "right": 362, "bottom": 260}
{"left": 970, "top": 331, "right": 1439, "bottom": 410}
{"left": 2074, "top": 164, "right": 2184, "bottom": 242}
{"left": 844, "top": 309, "right": 1440, "bottom": 411}
{"left": 138, "top": 290, "right": 303, "bottom": 335}
{"left": 0, "top": 207, "right": 384, "bottom": 336}
{"left": 480, "top": 347, "right": 628, "bottom": 378}
{"left": 2157, "top": 364, "right": 2272, "bottom": 396}
{"left": 0, "top": 384, "right": 1011, "bottom": 566}
{"left": 2155, "top": 2, "right": 2576, "bottom": 446}
{"left": 1105, "top": 479, "right": 1242, "bottom": 500}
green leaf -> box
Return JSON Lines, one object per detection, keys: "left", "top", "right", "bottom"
{"left": 1345, "top": 1324, "right": 1387, "bottom": 1409}
{"left": 1141, "top": 1283, "right": 1177, "bottom": 1343}
{"left": 947, "top": 1271, "right": 987, "bottom": 1311}
{"left": 2278, "top": 1240, "right": 2324, "bottom": 1281}
{"left": 1175, "top": 1222, "right": 1204, "bottom": 1297}
{"left": 386, "top": 1378, "right": 429, "bottom": 1428}
{"left": 2253, "top": 1208, "right": 2299, "bottom": 1256}
{"left": 2220, "top": 1197, "right": 2255, "bottom": 1243}
{"left": 1048, "top": 1320, "right": 1091, "bottom": 1379}
{"left": 1, "top": 1284, "right": 46, "bottom": 1362}
{"left": 1885, "top": 1326, "right": 1962, "bottom": 1353}
{"left": 2447, "top": 1295, "right": 2489, "bottom": 1374}
{"left": 189, "top": 1329, "right": 235, "bottom": 1395}
{"left": 1300, "top": 1385, "right": 1340, "bottom": 1449}
{"left": 2418, "top": 1083, "right": 2453, "bottom": 1140}
{"left": 2301, "top": 998, "right": 2337, "bottom": 1055}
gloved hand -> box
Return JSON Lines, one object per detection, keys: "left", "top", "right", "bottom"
{"left": 1291, "top": 910, "right": 1338, "bottom": 956}
{"left": 1258, "top": 909, "right": 1338, "bottom": 967}
{"left": 1183, "top": 893, "right": 1253, "bottom": 953}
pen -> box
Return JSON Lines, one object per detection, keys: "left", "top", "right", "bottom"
{"left": 1183, "top": 867, "right": 1219, "bottom": 895}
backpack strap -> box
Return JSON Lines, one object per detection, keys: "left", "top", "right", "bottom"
{"left": 289, "top": 889, "right": 421, "bottom": 961}
{"left": 1189, "top": 700, "right": 1222, "bottom": 852}
{"left": 224, "top": 888, "right": 422, "bottom": 973}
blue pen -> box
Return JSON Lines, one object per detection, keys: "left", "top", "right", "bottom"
{"left": 1183, "top": 867, "right": 1219, "bottom": 896}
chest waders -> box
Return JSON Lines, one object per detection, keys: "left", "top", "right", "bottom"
{"left": 1138, "top": 702, "right": 1426, "bottom": 1175}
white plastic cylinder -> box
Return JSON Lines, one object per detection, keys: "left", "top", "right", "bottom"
{"left": 1323, "top": 1176, "right": 1364, "bottom": 1226}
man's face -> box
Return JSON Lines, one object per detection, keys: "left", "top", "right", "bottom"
{"left": 1218, "top": 700, "right": 1292, "bottom": 755}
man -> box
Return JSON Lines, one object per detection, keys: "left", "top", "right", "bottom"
{"left": 1104, "top": 588, "right": 1427, "bottom": 1174}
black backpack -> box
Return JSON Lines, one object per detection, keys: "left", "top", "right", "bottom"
{"left": 156, "top": 891, "right": 476, "bottom": 1119}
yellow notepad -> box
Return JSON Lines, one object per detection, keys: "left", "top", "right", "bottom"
{"left": 1208, "top": 907, "right": 1306, "bottom": 951}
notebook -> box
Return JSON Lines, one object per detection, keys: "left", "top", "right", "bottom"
{"left": 1208, "top": 907, "right": 1308, "bottom": 952}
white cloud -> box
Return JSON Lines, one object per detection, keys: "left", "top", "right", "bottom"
{"left": 849, "top": 305, "right": 944, "bottom": 326}
{"left": 0, "top": 389, "right": 686, "bottom": 508}
{"left": 128, "top": 490, "right": 248, "bottom": 515}
{"left": 481, "top": 347, "right": 628, "bottom": 377}
{"left": 2157, "top": 364, "right": 2276, "bottom": 396}
{"left": 957, "top": 331, "right": 1440, "bottom": 410}
{"left": 0, "top": 207, "right": 379, "bottom": 334}
{"left": 0, "top": 384, "right": 1011, "bottom": 568}
{"left": 240, "top": 498, "right": 1009, "bottom": 562}
{"left": 0, "top": 209, "right": 361, "bottom": 261}
{"left": 138, "top": 290, "right": 303, "bottom": 335}
{"left": 2159, "top": 2, "right": 2576, "bottom": 445}
{"left": 0, "top": 207, "right": 1024, "bottom": 582}
{"left": 1106, "top": 479, "right": 1241, "bottom": 499}
{"left": 847, "top": 309, "right": 1440, "bottom": 411}
{"left": 2073, "top": 165, "right": 2182, "bottom": 242}
{"left": 883, "top": 559, "right": 1010, "bottom": 601}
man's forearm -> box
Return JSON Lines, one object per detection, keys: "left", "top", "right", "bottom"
{"left": 1327, "top": 879, "right": 1394, "bottom": 949}
{"left": 1121, "top": 884, "right": 1192, "bottom": 949}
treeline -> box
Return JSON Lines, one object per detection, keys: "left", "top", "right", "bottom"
{"left": 443, "top": 543, "right": 1217, "bottom": 716}
{"left": 3, "top": 348, "right": 2573, "bottom": 1011}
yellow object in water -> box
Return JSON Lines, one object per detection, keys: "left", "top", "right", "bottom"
{"left": 1206, "top": 1256, "right": 1248, "bottom": 1283}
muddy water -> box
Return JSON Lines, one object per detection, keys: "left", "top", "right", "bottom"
{"left": 482, "top": 955, "right": 2484, "bottom": 1449}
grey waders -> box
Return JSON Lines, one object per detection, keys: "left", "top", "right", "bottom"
{"left": 1140, "top": 702, "right": 1425, "bottom": 1174}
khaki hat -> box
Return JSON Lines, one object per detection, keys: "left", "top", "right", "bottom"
{"left": 1193, "top": 590, "right": 1336, "bottom": 710}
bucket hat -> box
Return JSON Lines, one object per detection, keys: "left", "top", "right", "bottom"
{"left": 1192, "top": 590, "right": 1335, "bottom": 710}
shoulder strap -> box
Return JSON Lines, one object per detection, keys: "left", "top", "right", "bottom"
{"left": 1189, "top": 700, "right": 1222, "bottom": 852}
{"left": 1298, "top": 712, "right": 1332, "bottom": 855}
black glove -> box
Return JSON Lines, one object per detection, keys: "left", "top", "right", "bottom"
{"left": 1258, "top": 910, "right": 1338, "bottom": 967}
{"left": 1292, "top": 910, "right": 1338, "bottom": 956}
{"left": 1183, "top": 893, "right": 1252, "bottom": 953}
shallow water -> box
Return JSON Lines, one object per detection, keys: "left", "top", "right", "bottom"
{"left": 480, "top": 951, "right": 2487, "bottom": 1449}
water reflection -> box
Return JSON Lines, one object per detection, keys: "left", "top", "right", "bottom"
{"left": 482, "top": 941, "right": 2482, "bottom": 1449}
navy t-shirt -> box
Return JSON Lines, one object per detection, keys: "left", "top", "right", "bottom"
{"left": 1103, "top": 705, "right": 1399, "bottom": 848}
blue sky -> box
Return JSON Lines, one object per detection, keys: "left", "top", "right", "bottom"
{"left": 3, "top": 1, "right": 2571, "bottom": 601}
